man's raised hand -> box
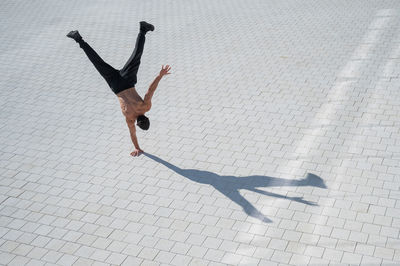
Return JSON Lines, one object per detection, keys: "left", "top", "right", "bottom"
{"left": 159, "top": 65, "right": 172, "bottom": 77}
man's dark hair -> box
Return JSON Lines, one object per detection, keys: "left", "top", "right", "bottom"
{"left": 137, "top": 115, "right": 150, "bottom": 130}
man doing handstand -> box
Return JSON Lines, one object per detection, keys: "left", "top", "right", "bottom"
{"left": 67, "top": 21, "right": 171, "bottom": 157}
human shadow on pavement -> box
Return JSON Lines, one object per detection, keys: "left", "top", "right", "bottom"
{"left": 144, "top": 153, "right": 327, "bottom": 223}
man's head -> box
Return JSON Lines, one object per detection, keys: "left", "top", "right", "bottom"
{"left": 137, "top": 115, "right": 150, "bottom": 130}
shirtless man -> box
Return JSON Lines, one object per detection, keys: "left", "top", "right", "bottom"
{"left": 67, "top": 22, "right": 171, "bottom": 157}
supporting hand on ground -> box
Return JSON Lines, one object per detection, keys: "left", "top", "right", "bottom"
{"left": 131, "top": 148, "right": 144, "bottom": 157}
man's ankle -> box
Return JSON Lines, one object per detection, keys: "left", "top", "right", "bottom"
{"left": 67, "top": 30, "right": 83, "bottom": 43}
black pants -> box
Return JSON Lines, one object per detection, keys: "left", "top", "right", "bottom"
{"left": 78, "top": 32, "right": 146, "bottom": 94}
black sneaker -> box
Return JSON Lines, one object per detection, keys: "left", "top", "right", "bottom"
{"left": 140, "top": 21, "right": 155, "bottom": 33}
{"left": 66, "top": 30, "right": 82, "bottom": 42}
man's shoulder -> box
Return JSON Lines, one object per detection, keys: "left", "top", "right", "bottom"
{"left": 143, "top": 101, "right": 151, "bottom": 112}
{"left": 125, "top": 116, "right": 137, "bottom": 128}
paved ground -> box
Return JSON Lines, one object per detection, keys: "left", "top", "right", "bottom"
{"left": 1, "top": 0, "right": 400, "bottom": 265}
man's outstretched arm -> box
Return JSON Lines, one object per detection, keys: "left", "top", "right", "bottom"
{"left": 126, "top": 118, "right": 143, "bottom": 156}
{"left": 144, "top": 65, "right": 171, "bottom": 108}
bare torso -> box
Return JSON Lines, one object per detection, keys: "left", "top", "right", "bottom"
{"left": 117, "top": 87, "right": 148, "bottom": 120}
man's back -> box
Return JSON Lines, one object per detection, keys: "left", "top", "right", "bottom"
{"left": 117, "top": 87, "right": 148, "bottom": 120}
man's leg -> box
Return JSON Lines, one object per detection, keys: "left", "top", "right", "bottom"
{"left": 79, "top": 41, "right": 118, "bottom": 81}
{"left": 119, "top": 32, "right": 145, "bottom": 86}
{"left": 67, "top": 31, "right": 117, "bottom": 83}
{"left": 119, "top": 22, "right": 154, "bottom": 86}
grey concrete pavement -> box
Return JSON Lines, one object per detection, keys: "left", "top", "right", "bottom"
{"left": 1, "top": 0, "right": 400, "bottom": 265}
